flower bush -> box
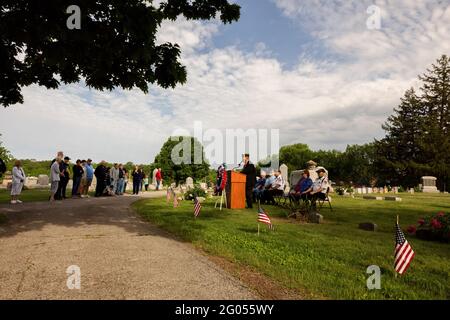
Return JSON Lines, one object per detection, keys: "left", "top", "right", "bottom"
{"left": 408, "top": 211, "right": 450, "bottom": 243}
{"left": 183, "top": 184, "right": 207, "bottom": 201}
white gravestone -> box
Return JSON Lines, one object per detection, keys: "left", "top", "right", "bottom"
{"left": 38, "top": 174, "right": 49, "bottom": 186}
{"left": 280, "top": 164, "right": 289, "bottom": 188}
{"left": 25, "top": 177, "right": 38, "bottom": 187}
{"left": 152, "top": 168, "right": 158, "bottom": 186}
{"left": 421, "top": 176, "right": 439, "bottom": 193}
{"left": 186, "top": 177, "right": 194, "bottom": 188}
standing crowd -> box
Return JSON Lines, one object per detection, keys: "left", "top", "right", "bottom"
{"left": 7, "top": 151, "right": 163, "bottom": 204}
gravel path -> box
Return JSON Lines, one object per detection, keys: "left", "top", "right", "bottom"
{"left": 0, "top": 192, "right": 255, "bottom": 300}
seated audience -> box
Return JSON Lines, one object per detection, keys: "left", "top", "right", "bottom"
{"left": 290, "top": 169, "right": 313, "bottom": 202}
{"left": 307, "top": 168, "right": 329, "bottom": 209}
{"left": 253, "top": 171, "right": 267, "bottom": 202}
{"left": 263, "top": 169, "right": 285, "bottom": 205}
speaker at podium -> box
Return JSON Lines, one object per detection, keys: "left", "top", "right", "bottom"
{"left": 225, "top": 170, "right": 247, "bottom": 209}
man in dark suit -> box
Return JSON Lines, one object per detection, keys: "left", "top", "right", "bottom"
{"left": 240, "top": 154, "right": 256, "bottom": 209}
{"left": 94, "top": 161, "right": 107, "bottom": 197}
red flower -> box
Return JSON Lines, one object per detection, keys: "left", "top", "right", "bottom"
{"left": 407, "top": 225, "right": 417, "bottom": 234}
{"left": 437, "top": 211, "right": 445, "bottom": 217}
{"left": 431, "top": 218, "right": 442, "bottom": 229}
{"left": 418, "top": 218, "right": 425, "bottom": 226}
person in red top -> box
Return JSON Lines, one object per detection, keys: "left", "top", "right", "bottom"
{"left": 156, "top": 168, "right": 163, "bottom": 190}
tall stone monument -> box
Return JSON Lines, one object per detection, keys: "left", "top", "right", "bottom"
{"left": 280, "top": 164, "right": 289, "bottom": 188}
{"left": 421, "top": 176, "right": 439, "bottom": 193}
{"left": 152, "top": 168, "right": 158, "bottom": 186}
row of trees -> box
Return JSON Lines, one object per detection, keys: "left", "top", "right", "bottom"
{"left": 375, "top": 55, "right": 450, "bottom": 191}
{"left": 277, "top": 55, "right": 450, "bottom": 191}
{"left": 276, "top": 143, "right": 376, "bottom": 186}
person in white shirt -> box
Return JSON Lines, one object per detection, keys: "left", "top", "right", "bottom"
{"left": 110, "top": 163, "right": 120, "bottom": 195}
{"left": 11, "top": 160, "right": 26, "bottom": 204}
{"left": 50, "top": 157, "right": 63, "bottom": 202}
{"left": 306, "top": 168, "right": 329, "bottom": 209}
{"left": 263, "top": 169, "right": 285, "bottom": 205}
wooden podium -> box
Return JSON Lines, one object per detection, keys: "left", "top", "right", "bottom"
{"left": 225, "top": 171, "right": 247, "bottom": 209}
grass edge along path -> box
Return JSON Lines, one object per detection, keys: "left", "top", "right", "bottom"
{"left": 133, "top": 194, "right": 450, "bottom": 300}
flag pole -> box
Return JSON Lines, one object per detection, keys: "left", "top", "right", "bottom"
{"left": 395, "top": 215, "right": 399, "bottom": 278}
{"left": 258, "top": 223, "right": 260, "bottom": 236}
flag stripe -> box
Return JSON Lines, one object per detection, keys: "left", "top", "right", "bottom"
{"left": 398, "top": 251, "right": 415, "bottom": 274}
{"left": 257, "top": 206, "right": 272, "bottom": 226}
{"left": 394, "top": 222, "right": 414, "bottom": 275}
{"left": 395, "top": 246, "right": 412, "bottom": 272}
{"left": 399, "top": 252, "right": 415, "bottom": 275}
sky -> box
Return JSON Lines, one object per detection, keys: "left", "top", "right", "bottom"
{"left": 1, "top": 0, "right": 450, "bottom": 165}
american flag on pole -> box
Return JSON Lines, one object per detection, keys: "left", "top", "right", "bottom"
{"left": 258, "top": 205, "right": 273, "bottom": 229}
{"left": 394, "top": 222, "right": 415, "bottom": 275}
{"left": 194, "top": 195, "right": 202, "bottom": 218}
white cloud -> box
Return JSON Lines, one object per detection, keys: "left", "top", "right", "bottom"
{"left": 1, "top": 1, "right": 449, "bottom": 166}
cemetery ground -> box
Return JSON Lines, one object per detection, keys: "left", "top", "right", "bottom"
{"left": 0, "top": 189, "right": 448, "bottom": 300}
{"left": 133, "top": 193, "right": 450, "bottom": 300}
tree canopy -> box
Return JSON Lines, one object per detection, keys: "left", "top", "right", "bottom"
{"left": 375, "top": 55, "right": 450, "bottom": 190}
{"left": 152, "top": 136, "right": 210, "bottom": 185}
{"left": 0, "top": 0, "right": 240, "bottom": 107}
{"left": 0, "top": 134, "right": 12, "bottom": 163}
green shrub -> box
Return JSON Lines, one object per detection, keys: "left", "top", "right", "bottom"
{"left": 183, "top": 184, "right": 207, "bottom": 200}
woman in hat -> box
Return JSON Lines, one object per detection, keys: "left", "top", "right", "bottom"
{"left": 11, "top": 160, "right": 26, "bottom": 204}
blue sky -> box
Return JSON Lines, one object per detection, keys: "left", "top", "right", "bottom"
{"left": 214, "top": 0, "right": 313, "bottom": 67}
{"left": 1, "top": 0, "right": 449, "bottom": 165}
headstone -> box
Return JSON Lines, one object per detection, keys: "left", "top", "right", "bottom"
{"left": 2, "top": 171, "right": 12, "bottom": 187}
{"left": 363, "top": 195, "right": 383, "bottom": 200}
{"left": 25, "top": 176, "right": 38, "bottom": 187}
{"left": 367, "top": 187, "right": 373, "bottom": 194}
{"left": 186, "top": 177, "right": 194, "bottom": 188}
{"left": 280, "top": 164, "right": 289, "bottom": 187}
{"left": 289, "top": 171, "right": 303, "bottom": 188}
{"left": 38, "top": 174, "right": 49, "bottom": 186}
{"left": 421, "top": 176, "right": 439, "bottom": 193}
{"left": 409, "top": 188, "right": 415, "bottom": 194}
{"left": 359, "top": 222, "right": 378, "bottom": 232}
{"left": 306, "top": 160, "right": 318, "bottom": 182}
{"left": 308, "top": 212, "right": 323, "bottom": 224}
{"left": 152, "top": 168, "right": 158, "bottom": 186}
{"left": 200, "top": 182, "right": 207, "bottom": 190}
{"left": 385, "top": 196, "right": 402, "bottom": 202}
{"left": 357, "top": 187, "right": 363, "bottom": 194}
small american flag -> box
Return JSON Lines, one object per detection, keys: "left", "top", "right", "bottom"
{"left": 194, "top": 195, "right": 202, "bottom": 218}
{"left": 258, "top": 205, "right": 273, "bottom": 229}
{"left": 394, "top": 222, "right": 415, "bottom": 275}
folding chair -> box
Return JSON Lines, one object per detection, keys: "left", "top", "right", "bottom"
{"left": 318, "top": 187, "right": 333, "bottom": 212}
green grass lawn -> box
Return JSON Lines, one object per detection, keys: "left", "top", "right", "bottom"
{"left": 0, "top": 188, "right": 51, "bottom": 204}
{"left": 133, "top": 193, "right": 450, "bottom": 300}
